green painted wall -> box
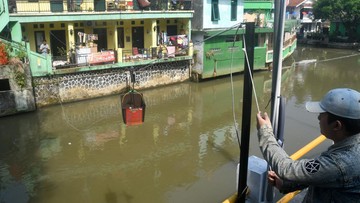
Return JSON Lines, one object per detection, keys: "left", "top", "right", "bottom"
{"left": 329, "top": 22, "right": 360, "bottom": 38}
{"left": 9, "top": 22, "right": 22, "bottom": 42}
{"left": 244, "top": 0, "right": 273, "bottom": 10}
{"left": 201, "top": 35, "right": 266, "bottom": 79}
{"left": 0, "top": 0, "right": 9, "bottom": 31}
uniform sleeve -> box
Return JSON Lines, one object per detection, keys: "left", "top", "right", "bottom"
{"left": 258, "top": 125, "right": 342, "bottom": 188}
{"left": 280, "top": 179, "right": 308, "bottom": 193}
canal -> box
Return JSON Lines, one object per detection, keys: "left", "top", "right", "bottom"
{"left": 0, "top": 45, "right": 360, "bottom": 203}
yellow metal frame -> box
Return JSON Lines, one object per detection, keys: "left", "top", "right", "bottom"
{"left": 222, "top": 135, "right": 327, "bottom": 203}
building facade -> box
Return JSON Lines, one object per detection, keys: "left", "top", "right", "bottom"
{"left": 1, "top": 0, "right": 194, "bottom": 108}
{"left": 191, "top": 0, "right": 298, "bottom": 80}
{"left": 286, "top": 0, "right": 320, "bottom": 37}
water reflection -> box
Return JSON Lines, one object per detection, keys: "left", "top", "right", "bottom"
{"left": 0, "top": 114, "right": 41, "bottom": 203}
{"left": 0, "top": 45, "right": 359, "bottom": 203}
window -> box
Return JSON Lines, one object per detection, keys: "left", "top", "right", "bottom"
{"left": 231, "top": 0, "right": 237, "bottom": 21}
{"left": 35, "top": 31, "right": 45, "bottom": 53}
{"left": 0, "top": 79, "right": 11, "bottom": 91}
{"left": 211, "top": 0, "right": 220, "bottom": 21}
{"left": 166, "top": 25, "right": 177, "bottom": 36}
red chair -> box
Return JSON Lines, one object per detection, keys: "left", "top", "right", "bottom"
{"left": 132, "top": 47, "right": 139, "bottom": 55}
{"left": 132, "top": 47, "right": 141, "bottom": 60}
{"left": 126, "top": 1, "right": 133, "bottom": 10}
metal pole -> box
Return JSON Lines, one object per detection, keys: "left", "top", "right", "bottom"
{"left": 237, "top": 22, "right": 255, "bottom": 203}
{"left": 270, "top": 0, "right": 286, "bottom": 140}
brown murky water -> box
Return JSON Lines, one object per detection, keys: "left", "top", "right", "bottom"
{"left": 1, "top": 45, "right": 359, "bottom": 203}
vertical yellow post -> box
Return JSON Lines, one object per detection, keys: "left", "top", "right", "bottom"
{"left": 68, "top": 23, "right": 75, "bottom": 62}
{"left": 114, "top": 23, "right": 118, "bottom": 50}
{"left": 151, "top": 20, "right": 157, "bottom": 47}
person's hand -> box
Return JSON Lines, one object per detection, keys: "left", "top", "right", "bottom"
{"left": 256, "top": 112, "right": 272, "bottom": 130}
{"left": 268, "top": 170, "right": 283, "bottom": 189}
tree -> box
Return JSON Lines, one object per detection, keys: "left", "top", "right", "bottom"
{"left": 313, "top": 0, "right": 360, "bottom": 41}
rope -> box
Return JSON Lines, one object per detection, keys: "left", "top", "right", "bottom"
{"left": 121, "top": 89, "right": 144, "bottom": 104}
{"left": 242, "top": 35, "right": 260, "bottom": 113}
{"left": 57, "top": 94, "right": 107, "bottom": 132}
{"left": 296, "top": 53, "right": 360, "bottom": 64}
{"left": 229, "top": 24, "right": 244, "bottom": 148}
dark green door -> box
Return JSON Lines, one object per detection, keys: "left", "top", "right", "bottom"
{"left": 94, "top": 0, "right": 105, "bottom": 11}
{"left": 50, "top": 0, "right": 64, "bottom": 12}
{"left": 132, "top": 27, "right": 144, "bottom": 49}
{"left": 93, "top": 28, "right": 107, "bottom": 51}
{"left": 50, "top": 30, "right": 66, "bottom": 59}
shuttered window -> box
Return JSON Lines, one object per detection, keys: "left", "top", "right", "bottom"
{"left": 231, "top": 0, "right": 237, "bottom": 21}
{"left": 211, "top": 0, "right": 220, "bottom": 21}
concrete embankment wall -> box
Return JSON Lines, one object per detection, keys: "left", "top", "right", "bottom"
{"left": 0, "top": 62, "right": 36, "bottom": 117}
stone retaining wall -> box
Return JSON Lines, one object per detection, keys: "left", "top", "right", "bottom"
{"left": 34, "top": 60, "right": 190, "bottom": 107}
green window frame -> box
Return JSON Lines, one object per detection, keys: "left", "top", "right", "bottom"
{"left": 231, "top": 0, "right": 237, "bottom": 21}
{"left": 211, "top": 0, "right": 220, "bottom": 21}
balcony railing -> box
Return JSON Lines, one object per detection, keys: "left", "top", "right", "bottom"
{"left": 8, "top": 0, "right": 193, "bottom": 13}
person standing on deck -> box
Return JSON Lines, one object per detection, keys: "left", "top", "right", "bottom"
{"left": 39, "top": 40, "right": 50, "bottom": 56}
{"left": 256, "top": 88, "right": 360, "bottom": 202}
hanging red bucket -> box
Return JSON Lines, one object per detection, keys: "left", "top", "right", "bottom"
{"left": 121, "top": 91, "right": 146, "bottom": 126}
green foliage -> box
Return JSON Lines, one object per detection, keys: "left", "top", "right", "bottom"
{"left": 314, "top": 0, "right": 360, "bottom": 22}
{"left": 205, "top": 50, "right": 214, "bottom": 60}
{"left": 57, "top": 47, "right": 67, "bottom": 56}
{"left": 14, "top": 70, "right": 27, "bottom": 88}
{"left": 313, "top": 0, "right": 360, "bottom": 41}
{"left": 14, "top": 48, "right": 27, "bottom": 59}
{"left": 2, "top": 41, "right": 27, "bottom": 60}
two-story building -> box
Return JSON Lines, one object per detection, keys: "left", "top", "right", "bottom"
{"left": 286, "top": 0, "right": 320, "bottom": 38}
{"left": 7, "top": 0, "right": 193, "bottom": 66}
{"left": 191, "top": 0, "right": 299, "bottom": 80}
{"left": 1, "top": 0, "right": 194, "bottom": 107}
